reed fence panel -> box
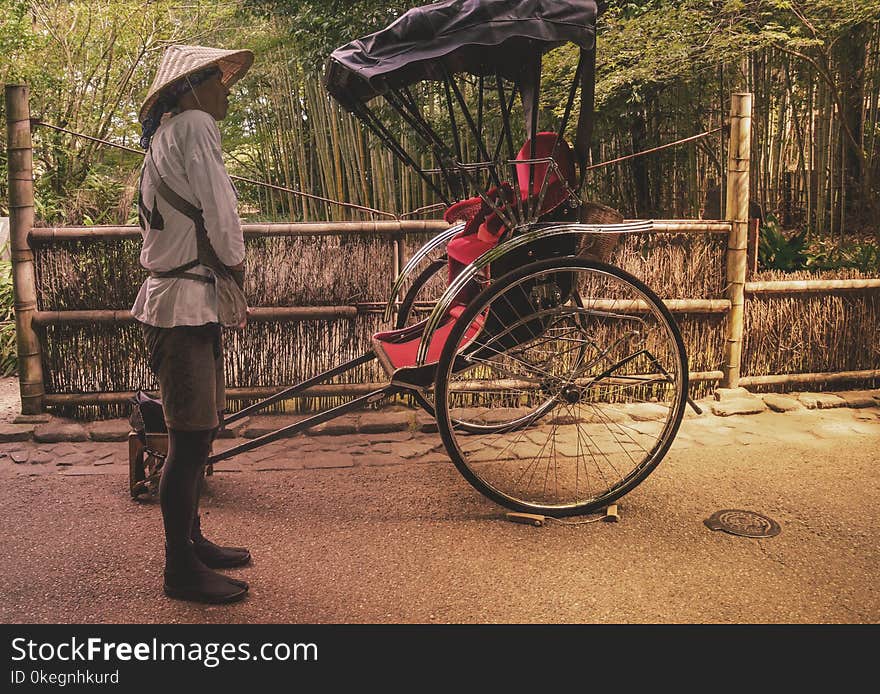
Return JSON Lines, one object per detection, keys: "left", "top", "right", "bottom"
{"left": 22, "top": 219, "right": 877, "bottom": 420}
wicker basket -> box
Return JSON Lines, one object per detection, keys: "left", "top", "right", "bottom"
{"left": 578, "top": 201, "right": 624, "bottom": 264}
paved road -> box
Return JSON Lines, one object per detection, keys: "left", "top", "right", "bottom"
{"left": 0, "top": 405, "right": 878, "bottom": 624}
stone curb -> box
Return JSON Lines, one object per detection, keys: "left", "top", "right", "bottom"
{"left": 710, "top": 398, "right": 767, "bottom": 417}
{"left": 797, "top": 392, "right": 847, "bottom": 410}
{"left": 1, "top": 388, "right": 877, "bottom": 443}
{"left": 762, "top": 394, "right": 802, "bottom": 413}
{"left": 0, "top": 423, "right": 35, "bottom": 442}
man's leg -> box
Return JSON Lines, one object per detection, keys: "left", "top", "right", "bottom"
{"left": 191, "top": 458, "right": 251, "bottom": 568}
{"left": 160, "top": 427, "right": 246, "bottom": 603}
{"left": 190, "top": 328, "right": 251, "bottom": 568}
{"left": 144, "top": 323, "right": 247, "bottom": 604}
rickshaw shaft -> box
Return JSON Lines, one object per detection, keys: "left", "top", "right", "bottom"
{"left": 209, "top": 384, "right": 398, "bottom": 465}
{"left": 222, "top": 351, "right": 377, "bottom": 425}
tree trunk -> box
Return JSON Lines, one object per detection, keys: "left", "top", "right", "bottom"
{"left": 833, "top": 22, "right": 870, "bottom": 227}
{"left": 629, "top": 106, "right": 651, "bottom": 217}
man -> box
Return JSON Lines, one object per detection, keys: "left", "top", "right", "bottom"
{"left": 133, "top": 45, "right": 254, "bottom": 604}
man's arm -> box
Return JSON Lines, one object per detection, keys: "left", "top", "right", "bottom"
{"left": 183, "top": 112, "right": 246, "bottom": 268}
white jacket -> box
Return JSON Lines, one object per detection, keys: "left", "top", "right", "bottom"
{"left": 131, "top": 109, "right": 245, "bottom": 327}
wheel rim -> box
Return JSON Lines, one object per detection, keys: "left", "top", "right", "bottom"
{"left": 435, "top": 259, "right": 687, "bottom": 515}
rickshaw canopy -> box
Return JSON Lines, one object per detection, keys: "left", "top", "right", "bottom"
{"left": 324, "top": 0, "right": 602, "bottom": 109}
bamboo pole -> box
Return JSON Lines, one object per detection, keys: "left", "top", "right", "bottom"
{"left": 31, "top": 306, "right": 360, "bottom": 326}
{"left": 634, "top": 221, "right": 731, "bottom": 234}
{"left": 577, "top": 299, "right": 731, "bottom": 314}
{"left": 30, "top": 297, "right": 735, "bottom": 328}
{"left": 27, "top": 219, "right": 732, "bottom": 244}
{"left": 745, "top": 279, "right": 880, "bottom": 294}
{"left": 721, "top": 93, "right": 752, "bottom": 389}
{"left": 28, "top": 220, "right": 452, "bottom": 242}
{"left": 739, "top": 370, "right": 880, "bottom": 387}
{"left": 688, "top": 370, "right": 725, "bottom": 382}
{"left": 5, "top": 85, "right": 45, "bottom": 414}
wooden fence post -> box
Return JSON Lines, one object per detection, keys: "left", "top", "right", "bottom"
{"left": 5, "top": 84, "right": 45, "bottom": 414}
{"left": 721, "top": 92, "right": 752, "bottom": 389}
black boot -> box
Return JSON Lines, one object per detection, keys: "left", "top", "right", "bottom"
{"left": 160, "top": 428, "right": 248, "bottom": 603}
{"left": 163, "top": 542, "right": 248, "bottom": 604}
{"left": 192, "top": 514, "right": 252, "bottom": 569}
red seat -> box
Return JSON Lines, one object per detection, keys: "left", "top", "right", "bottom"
{"left": 445, "top": 232, "right": 498, "bottom": 267}
{"left": 372, "top": 304, "right": 485, "bottom": 375}
{"left": 445, "top": 132, "right": 576, "bottom": 265}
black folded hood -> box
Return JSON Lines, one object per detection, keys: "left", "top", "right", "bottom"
{"left": 324, "top": 0, "right": 602, "bottom": 109}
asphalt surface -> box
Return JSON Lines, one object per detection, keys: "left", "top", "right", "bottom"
{"left": 0, "top": 400, "right": 878, "bottom": 625}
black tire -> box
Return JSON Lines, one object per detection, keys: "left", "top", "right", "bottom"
{"left": 434, "top": 257, "right": 688, "bottom": 516}
{"left": 415, "top": 291, "right": 586, "bottom": 434}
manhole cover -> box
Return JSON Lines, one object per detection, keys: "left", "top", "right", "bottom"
{"left": 704, "top": 510, "right": 781, "bottom": 538}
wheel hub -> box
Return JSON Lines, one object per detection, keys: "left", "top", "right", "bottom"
{"left": 562, "top": 385, "right": 581, "bottom": 404}
{"left": 529, "top": 281, "right": 562, "bottom": 310}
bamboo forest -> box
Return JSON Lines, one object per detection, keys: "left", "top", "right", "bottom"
{"left": 2, "top": 0, "right": 879, "bottom": 262}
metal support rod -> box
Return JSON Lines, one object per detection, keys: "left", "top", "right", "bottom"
{"left": 353, "top": 101, "right": 451, "bottom": 204}
{"left": 526, "top": 57, "right": 541, "bottom": 220}
{"left": 5, "top": 85, "right": 44, "bottom": 414}
{"left": 209, "top": 386, "right": 396, "bottom": 465}
{"left": 385, "top": 89, "right": 459, "bottom": 180}
{"left": 445, "top": 72, "right": 503, "bottom": 193}
{"left": 496, "top": 73, "right": 525, "bottom": 223}
{"left": 721, "top": 93, "right": 752, "bottom": 389}
{"left": 576, "top": 48, "right": 597, "bottom": 194}
{"left": 222, "top": 352, "right": 377, "bottom": 425}
{"left": 442, "top": 72, "right": 464, "bottom": 167}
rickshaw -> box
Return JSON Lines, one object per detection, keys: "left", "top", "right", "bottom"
{"left": 130, "top": 0, "right": 693, "bottom": 518}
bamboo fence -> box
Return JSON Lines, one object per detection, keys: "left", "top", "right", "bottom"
{"left": 5, "top": 86, "right": 879, "bottom": 418}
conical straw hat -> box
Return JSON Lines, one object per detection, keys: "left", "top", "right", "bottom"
{"left": 139, "top": 44, "right": 254, "bottom": 123}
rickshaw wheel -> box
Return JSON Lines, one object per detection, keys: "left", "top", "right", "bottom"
{"left": 434, "top": 257, "right": 688, "bottom": 516}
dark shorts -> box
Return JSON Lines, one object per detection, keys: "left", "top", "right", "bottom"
{"left": 141, "top": 322, "right": 225, "bottom": 431}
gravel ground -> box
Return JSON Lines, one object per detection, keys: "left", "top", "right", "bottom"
{"left": 1, "top": 404, "right": 878, "bottom": 624}
{"left": 0, "top": 376, "right": 20, "bottom": 424}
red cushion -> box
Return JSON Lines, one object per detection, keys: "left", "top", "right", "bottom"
{"left": 446, "top": 231, "right": 499, "bottom": 266}
{"left": 373, "top": 305, "right": 485, "bottom": 370}
{"left": 515, "top": 132, "right": 576, "bottom": 195}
